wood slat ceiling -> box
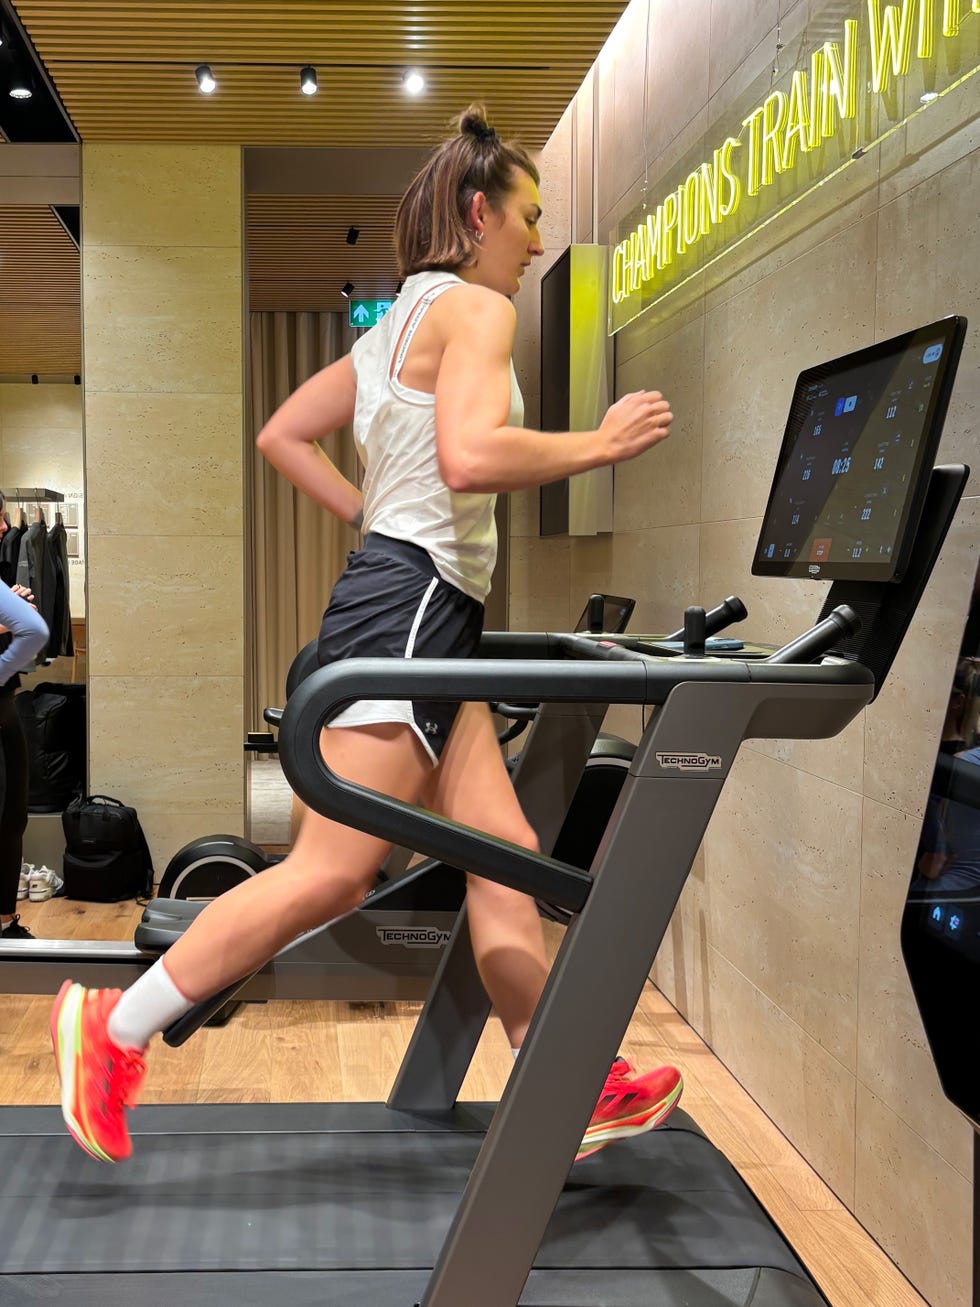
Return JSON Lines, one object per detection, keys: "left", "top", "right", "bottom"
{"left": 0, "top": 206, "right": 80, "bottom": 375}
{"left": 13, "top": 1, "right": 627, "bottom": 146}
{"left": 6, "top": 2, "right": 627, "bottom": 363}
{"left": 248, "top": 195, "right": 402, "bottom": 313}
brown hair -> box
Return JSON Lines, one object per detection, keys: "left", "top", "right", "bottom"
{"left": 394, "top": 104, "right": 539, "bottom": 278}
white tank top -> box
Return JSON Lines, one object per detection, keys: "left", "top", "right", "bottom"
{"left": 350, "top": 269, "right": 524, "bottom": 603}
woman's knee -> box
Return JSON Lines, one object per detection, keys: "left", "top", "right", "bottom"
{"left": 276, "top": 861, "right": 377, "bottom": 934}
{"left": 496, "top": 819, "right": 540, "bottom": 856}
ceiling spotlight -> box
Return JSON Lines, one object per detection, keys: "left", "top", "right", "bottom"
{"left": 300, "top": 65, "right": 318, "bottom": 96}
{"left": 195, "top": 64, "right": 217, "bottom": 95}
{"left": 403, "top": 70, "right": 426, "bottom": 96}
{"left": 9, "top": 84, "right": 32, "bottom": 100}
{"left": 341, "top": 281, "right": 354, "bottom": 298}
{"left": 346, "top": 226, "right": 360, "bottom": 245}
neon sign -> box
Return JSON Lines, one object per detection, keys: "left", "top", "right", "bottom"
{"left": 609, "top": 0, "right": 980, "bottom": 332}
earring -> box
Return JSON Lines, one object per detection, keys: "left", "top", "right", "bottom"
{"left": 472, "top": 228, "right": 484, "bottom": 243}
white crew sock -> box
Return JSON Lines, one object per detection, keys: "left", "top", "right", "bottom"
{"left": 106, "top": 959, "right": 194, "bottom": 1051}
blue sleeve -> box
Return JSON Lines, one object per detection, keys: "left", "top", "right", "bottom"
{"left": 0, "top": 583, "right": 49, "bottom": 686}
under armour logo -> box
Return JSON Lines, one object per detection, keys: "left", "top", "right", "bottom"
{"left": 423, "top": 720, "right": 440, "bottom": 735}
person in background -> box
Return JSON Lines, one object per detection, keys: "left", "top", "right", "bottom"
{"left": 0, "top": 576, "right": 50, "bottom": 938}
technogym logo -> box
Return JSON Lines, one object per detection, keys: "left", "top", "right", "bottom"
{"left": 376, "top": 927, "right": 452, "bottom": 949}
{"left": 656, "top": 752, "right": 724, "bottom": 771}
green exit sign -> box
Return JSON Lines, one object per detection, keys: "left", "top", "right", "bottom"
{"left": 348, "top": 299, "right": 395, "bottom": 328}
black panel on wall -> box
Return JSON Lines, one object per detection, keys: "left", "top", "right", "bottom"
{"left": 539, "top": 248, "right": 571, "bottom": 536}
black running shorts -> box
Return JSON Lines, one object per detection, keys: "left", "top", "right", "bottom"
{"left": 317, "top": 533, "right": 485, "bottom": 763}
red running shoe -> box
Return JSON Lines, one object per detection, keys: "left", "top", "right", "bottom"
{"left": 577, "top": 1057, "right": 683, "bottom": 1161}
{"left": 51, "top": 980, "right": 147, "bottom": 1163}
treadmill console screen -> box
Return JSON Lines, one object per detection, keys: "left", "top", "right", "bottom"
{"left": 901, "top": 557, "right": 980, "bottom": 1130}
{"left": 573, "top": 594, "right": 636, "bottom": 635}
{"left": 753, "top": 317, "right": 966, "bottom": 582}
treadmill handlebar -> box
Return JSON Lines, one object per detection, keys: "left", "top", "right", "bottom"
{"left": 278, "top": 658, "right": 647, "bottom": 915}
{"left": 765, "top": 604, "right": 862, "bottom": 665}
{"left": 277, "top": 651, "right": 873, "bottom": 917}
{"left": 283, "top": 630, "right": 557, "bottom": 703}
{"left": 665, "top": 594, "right": 748, "bottom": 643}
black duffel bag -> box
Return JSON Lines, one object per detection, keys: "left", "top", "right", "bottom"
{"left": 62, "top": 794, "right": 154, "bottom": 902}
{"left": 15, "top": 682, "right": 86, "bottom": 813}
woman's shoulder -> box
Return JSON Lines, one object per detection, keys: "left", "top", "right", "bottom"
{"left": 428, "top": 280, "right": 516, "bottom": 335}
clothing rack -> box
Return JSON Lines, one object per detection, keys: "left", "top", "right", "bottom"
{"left": 3, "top": 488, "right": 65, "bottom": 503}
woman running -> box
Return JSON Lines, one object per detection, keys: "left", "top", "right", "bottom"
{"left": 52, "top": 106, "right": 680, "bottom": 1165}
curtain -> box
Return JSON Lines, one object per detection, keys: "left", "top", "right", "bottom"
{"left": 246, "top": 311, "right": 361, "bottom": 730}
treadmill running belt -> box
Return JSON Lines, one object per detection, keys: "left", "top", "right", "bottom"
{"left": 0, "top": 1106, "right": 825, "bottom": 1305}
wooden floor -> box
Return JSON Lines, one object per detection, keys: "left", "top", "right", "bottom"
{"left": 0, "top": 894, "right": 927, "bottom": 1307}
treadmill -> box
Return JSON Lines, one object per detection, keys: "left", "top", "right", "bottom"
{"left": 0, "top": 317, "right": 969, "bottom": 1305}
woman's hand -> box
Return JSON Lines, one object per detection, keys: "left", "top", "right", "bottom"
{"left": 597, "top": 390, "right": 673, "bottom": 465}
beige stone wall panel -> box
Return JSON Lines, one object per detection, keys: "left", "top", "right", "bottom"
{"left": 83, "top": 145, "right": 244, "bottom": 249}
{"left": 83, "top": 245, "right": 242, "bottom": 396}
{"left": 89, "top": 675, "right": 243, "bottom": 816}
{"left": 86, "top": 391, "right": 242, "bottom": 537}
{"left": 704, "top": 747, "right": 863, "bottom": 1069}
{"left": 855, "top": 1084, "right": 972, "bottom": 1307}
{"left": 704, "top": 945, "right": 857, "bottom": 1205}
{"left": 614, "top": 315, "right": 704, "bottom": 531}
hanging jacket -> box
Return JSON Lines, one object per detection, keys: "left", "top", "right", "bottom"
{"left": 46, "top": 523, "right": 74, "bottom": 658}
{"left": 0, "top": 524, "right": 26, "bottom": 587}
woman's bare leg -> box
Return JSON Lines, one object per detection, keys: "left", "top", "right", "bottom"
{"left": 424, "top": 701, "right": 549, "bottom": 1048}
{"left": 163, "top": 723, "right": 432, "bottom": 1001}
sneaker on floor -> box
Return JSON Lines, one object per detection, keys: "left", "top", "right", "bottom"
{"left": 29, "top": 866, "right": 64, "bottom": 902}
{"left": 17, "top": 863, "right": 34, "bottom": 900}
{"left": 576, "top": 1057, "right": 683, "bottom": 1162}
{"left": 2, "top": 914, "right": 35, "bottom": 939}
{"left": 50, "top": 981, "right": 147, "bottom": 1163}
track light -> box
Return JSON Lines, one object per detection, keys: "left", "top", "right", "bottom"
{"left": 341, "top": 281, "right": 354, "bottom": 298}
{"left": 300, "top": 65, "right": 318, "bottom": 95}
{"left": 403, "top": 70, "right": 425, "bottom": 96}
{"left": 346, "top": 226, "right": 360, "bottom": 245}
{"left": 195, "top": 64, "right": 217, "bottom": 95}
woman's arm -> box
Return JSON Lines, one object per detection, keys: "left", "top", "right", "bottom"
{"left": 0, "top": 582, "right": 49, "bottom": 686}
{"left": 434, "top": 287, "right": 673, "bottom": 494}
{"left": 255, "top": 354, "right": 364, "bottom": 525}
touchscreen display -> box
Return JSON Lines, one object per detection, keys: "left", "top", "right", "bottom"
{"left": 753, "top": 317, "right": 965, "bottom": 582}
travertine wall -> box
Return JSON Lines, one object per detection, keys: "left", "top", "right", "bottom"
{"left": 82, "top": 144, "right": 245, "bottom": 867}
{"left": 510, "top": 3, "right": 979, "bottom": 1303}
{"left": 0, "top": 384, "right": 85, "bottom": 613}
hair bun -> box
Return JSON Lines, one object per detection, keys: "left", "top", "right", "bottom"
{"left": 459, "top": 105, "right": 498, "bottom": 146}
